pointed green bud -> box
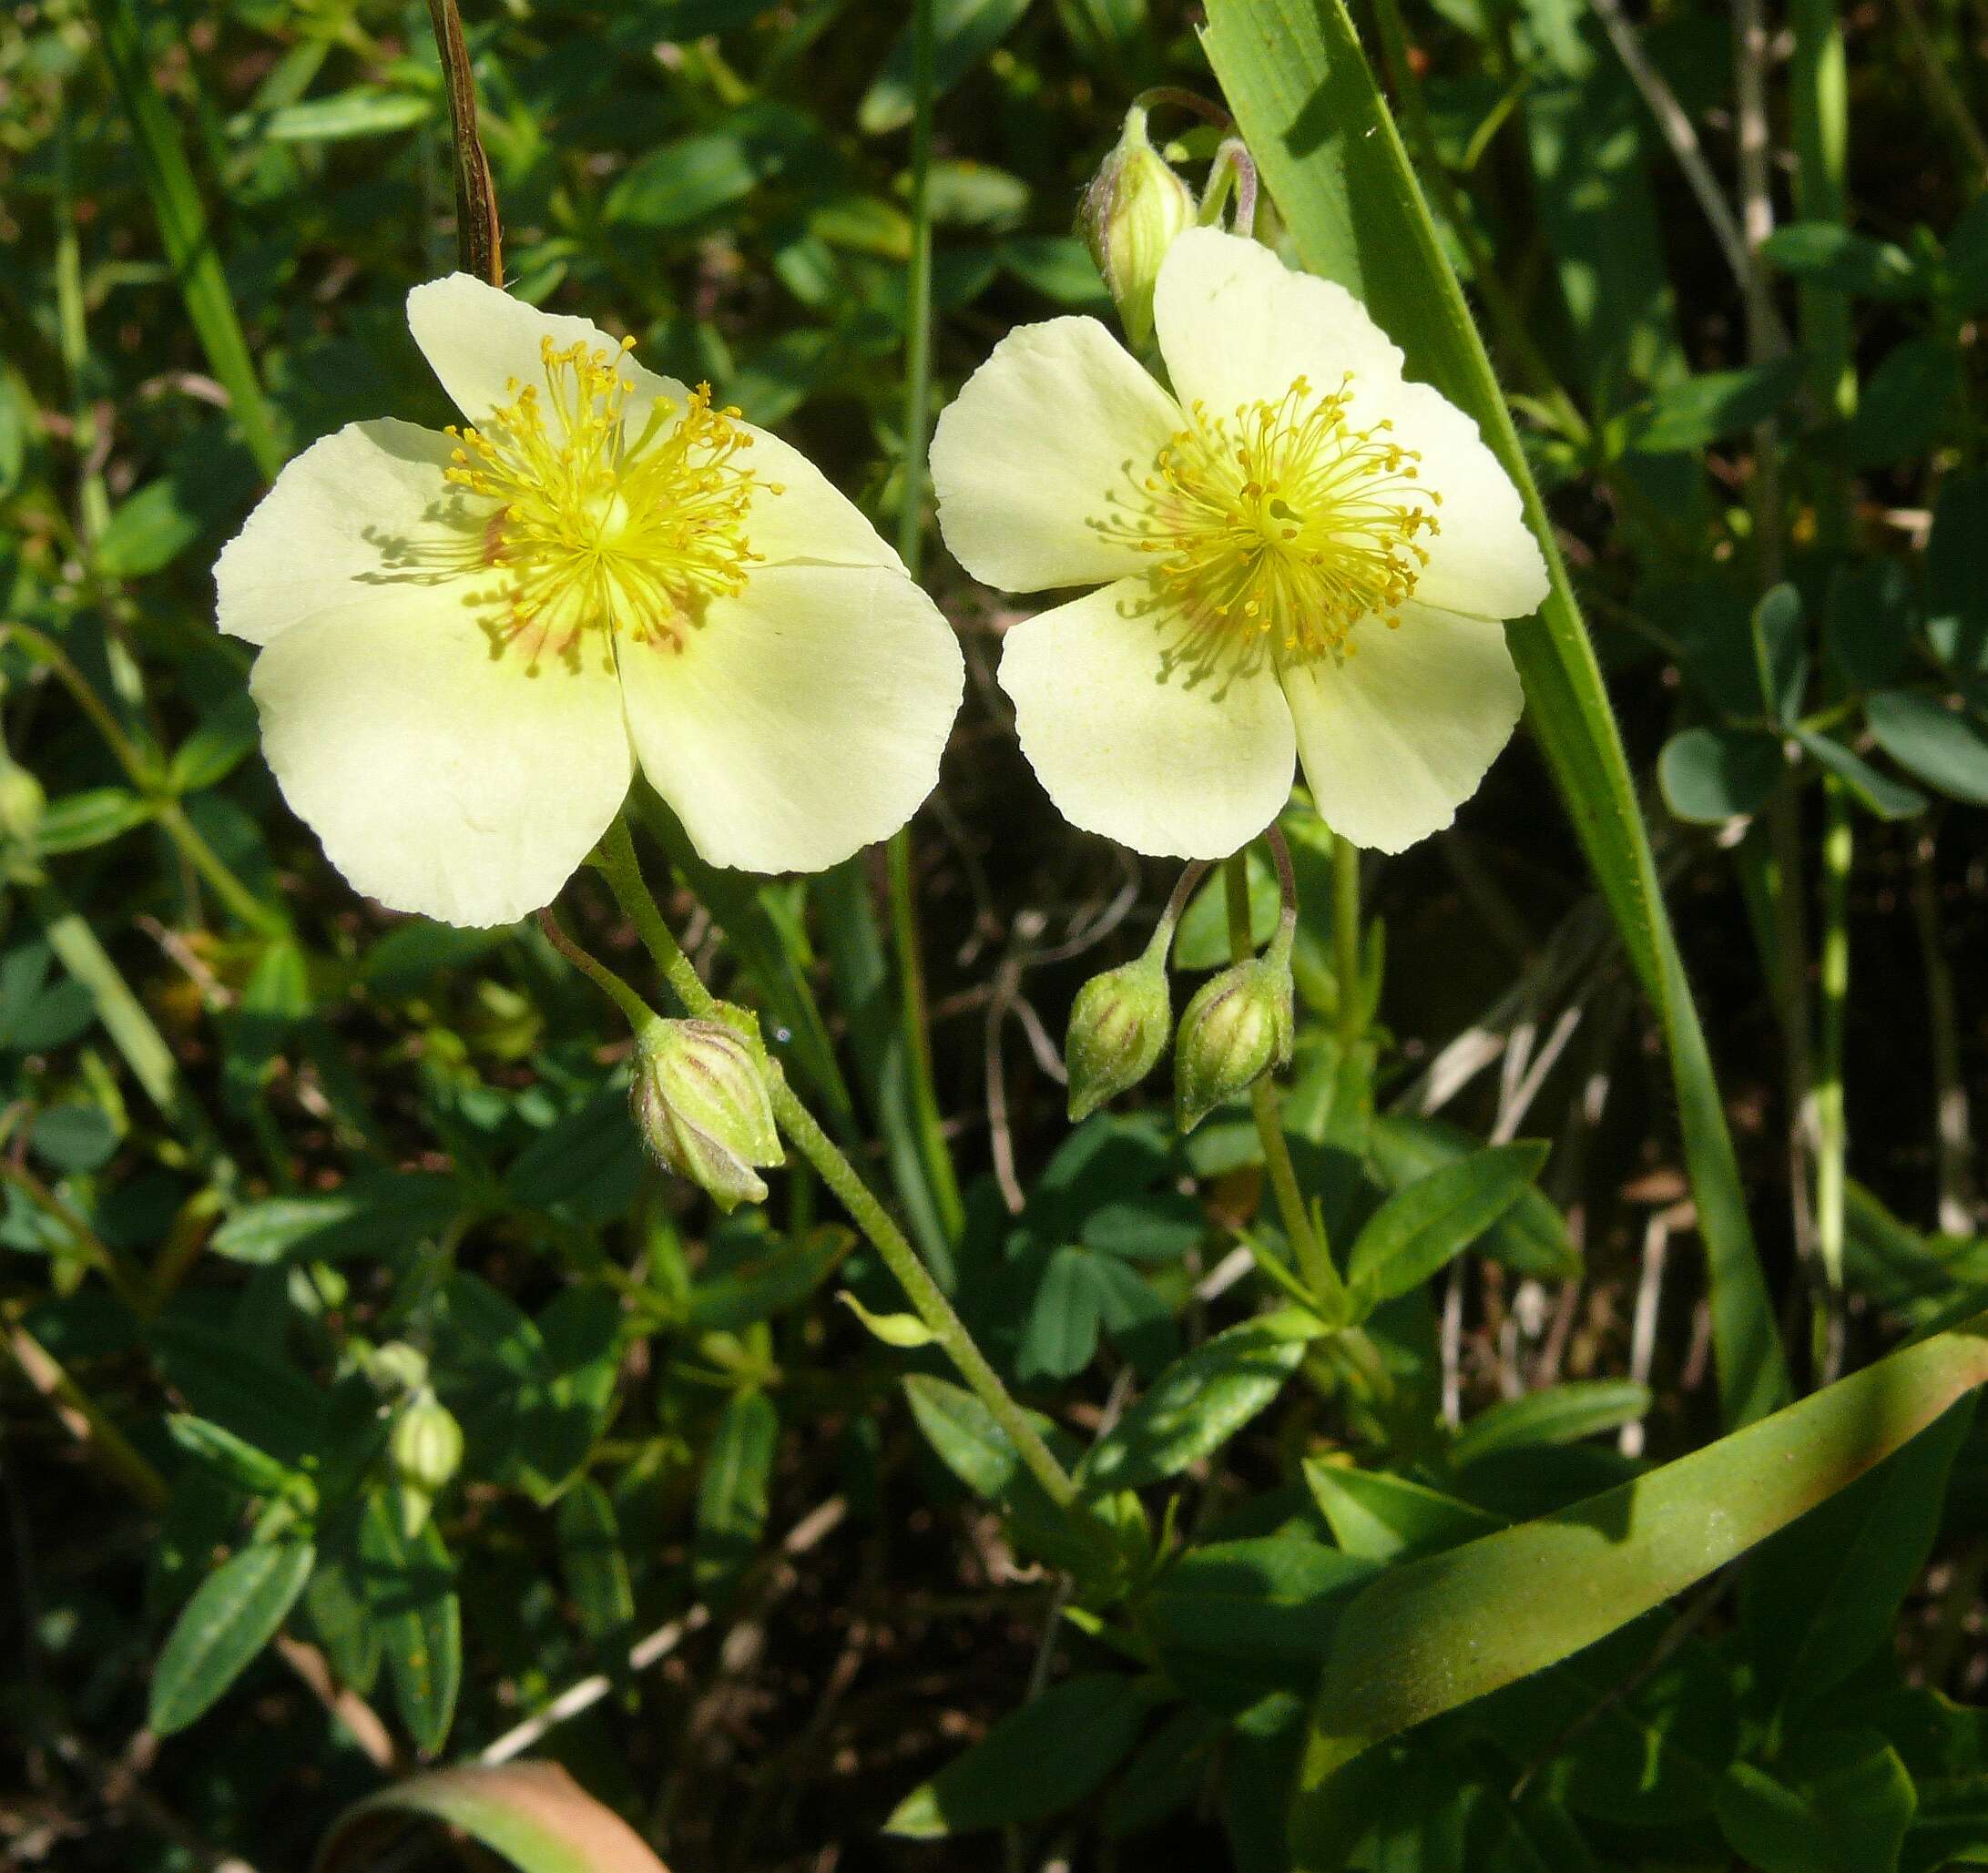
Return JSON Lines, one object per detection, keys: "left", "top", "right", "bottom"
{"left": 1174, "top": 954, "right": 1294, "bottom": 1132}
{"left": 632, "top": 1016, "right": 783, "bottom": 1213}
{"left": 390, "top": 1389, "right": 464, "bottom": 1536}
{"left": 1079, "top": 104, "right": 1196, "bottom": 352}
{"left": 1065, "top": 951, "right": 1172, "bottom": 1122}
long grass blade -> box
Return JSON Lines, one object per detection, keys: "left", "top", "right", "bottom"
{"left": 1201, "top": 0, "right": 1789, "bottom": 1427}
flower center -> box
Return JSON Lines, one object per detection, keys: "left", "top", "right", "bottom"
{"left": 443, "top": 336, "right": 779, "bottom": 668}
{"left": 1097, "top": 373, "right": 1441, "bottom": 687}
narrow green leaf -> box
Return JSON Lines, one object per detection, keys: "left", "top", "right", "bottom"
{"left": 1084, "top": 1315, "right": 1310, "bottom": 1494}
{"left": 556, "top": 1480, "right": 635, "bottom": 1648}
{"left": 694, "top": 1389, "right": 778, "bottom": 1600}
{"left": 1744, "top": 1399, "right": 1974, "bottom": 1712}
{"left": 150, "top": 1538, "right": 315, "bottom": 1734}
{"left": 87, "top": 0, "right": 285, "bottom": 478}
{"left": 1796, "top": 729, "right": 1928, "bottom": 821}
{"left": 883, "top": 1673, "right": 1150, "bottom": 1836}
{"left": 166, "top": 1414, "right": 299, "bottom": 1498}
{"left": 1202, "top": 0, "right": 1789, "bottom": 1429}
{"left": 838, "top": 1288, "right": 941, "bottom": 1348}
{"left": 1304, "top": 1460, "right": 1504, "bottom": 1563}
{"left": 1450, "top": 1380, "right": 1652, "bottom": 1468}
{"left": 1367, "top": 1115, "right": 1577, "bottom": 1280}
{"left": 263, "top": 85, "right": 433, "bottom": 141}
{"left": 315, "top": 1763, "right": 668, "bottom": 1873}
{"left": 1295, "top": 1312, "right": 1988, "bottom": 1816}
{"left": 1347, "top": 1141, "right": 1546, "bottom": 1306}
{"left": 1625, "top": 357, "right": 1806, "bottom": 453}
{"left": 360, "top": 1494, "right": 461, "bottom": 1756}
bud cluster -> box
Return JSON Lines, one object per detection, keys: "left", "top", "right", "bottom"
{"left": 1063, "top": 854, "right": 1299, "bottom": 1132}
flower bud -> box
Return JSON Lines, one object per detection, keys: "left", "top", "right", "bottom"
{"left": 0, "top": 762, "right": 46, "bottom": 845}
{"left": 1174, "top": 954, "right": 1294, "bottom": 1132}
{"left": 632, "top": 1017, "right": 782, "bottom": 1213}
{"left": 392, "top": 1389, "right": 464, "bottom": 1495}
{"left": 365, "top": 1340, "right": 430, "bottom": 1397}
{"left": 1065, "top": 951, "right": 1171, "bottom": 1122}
{"left": 391, "top": 1389, "right": 464, "bottom": 1537}
{"left": 1079, "top": 105, "right": 1196, "bottom": 353}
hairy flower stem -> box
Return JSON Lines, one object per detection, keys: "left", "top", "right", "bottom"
{"left": 1227, "top": 844, "right": 1342, "bottom": 1311}
{"left": 589, "top": 817, "right": 1086, "bottom": 1518}
{"left": 1330, "top": 830, "right": 1361, "bottom": 1056}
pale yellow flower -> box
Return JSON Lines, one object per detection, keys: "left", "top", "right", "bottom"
{"left": 217, "top": 276, "right": 963, "bottom": 926}
{"left": 930, "top": 228, "right": 1547, "bottom": 857}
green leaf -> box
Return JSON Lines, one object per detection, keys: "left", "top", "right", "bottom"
{"left": 316, "top": 1763, "right": 668, "bottom": 1873}
{"left": 859, "top": 0, "right": 1036, "bottom": 134}
{"left": 360, "top": 1494, "right": 461, "bottom": 1756}
{"left": 995, "top": 234, "right": 1112, "bottom": 310}
{"left": 1016, "top": 1242, "right": 1111, "bottom": 1380}
{"left": 29, "top": 1100, "right": 118, "bottom": 1174}
{"left": 1304, "top": 1460, "right": 1504, "bottom": 1562}
{"left": 1847, "top": 337, "right": 1962, "bottom": 466}
{"left": 1718, "top": 1736, "right": 1917, "bottom": 1873}
{"left": 34, "top": 787, "right": 155, "bottom": 856}
{"left": 1201, "top": 0, "right": 1786, "bottom": 1431}
{"left": 1743, "top": 1400, "right": 1973, "bottom": 1713}
{"left": 1795, "top": 729, "right": 1928, "bottom": 821}
{"left": 166, "top": 1414, "right": 299, "bottom": 1498}
{"left": 1366, "top": 1115, "right": 1578, "bottom": 1280}
{"left": 606, "top": 108, "right": 815, "bottom": 229}
{"left": 87, "top": 0, "right": 285, "bottom": 478}
{"left": 1450, "top": 1379, "right": 1650, "bottom": 1467}
{"left": 1294, "top": 1313, "right": 1988, "bottom": 1807}
{"left": 1624, "top": 357, "right": 1806, "bottom": 453}
{"left": 685, "top": 1227, "right": 853, "bottom": 1331}
{"left": 694, "top": 1389, "right": 778, "bottom": 1601}
{"left": 262, "top": 85, "right": 433, "bottom": 140}
{"left": 209, "top": 1172, "right": 461, "bottom": 1267}
{"left": 1347, "top": 1142, "right": 1547, "bottom": 1306}
{"left": 150, "top": 1538, "right": 315, "bottom": 1734}
{"left": 1866, "top": 690, "right": 1988, "bottom": 804}
{"left": 901, "top": 1376, "right": 1106, "bottom": 1575}
{"left": 882, "top": 1674, "right": 1151, "bottom": 1836}
{"left": 1762, "top": 222, "right": 1921, "bottom": 297}
{"left": 1084, "top": 1316, "right": 1310, "bottom": 1494}
{"left": 1144, "top": 1532, "right": 1378, "bottom": 1672}
{"left": 556, "top": 1480, "right": 635, "bottom": 1648}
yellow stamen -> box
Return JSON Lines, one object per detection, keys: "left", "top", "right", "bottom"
{"left": 441, "top": 335, "right": 776, "bottom": 668}
{"left": 1095, "top": 372, "right": 1440, "bottom": 687}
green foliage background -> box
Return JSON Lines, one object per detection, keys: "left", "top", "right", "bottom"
{"left": 4, "top": 0, "right": 1988, "bottom": 1866}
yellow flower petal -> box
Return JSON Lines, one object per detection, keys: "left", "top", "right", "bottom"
{"left": 405, "top": 273, "right": 661, "bottom": 428}
{"left": 618, "top": 563, "right": 963, "bottom": 872}
{"left": 1363, "top": 380, "right": 1548, "bottom": 620}
{"left": 1151, "top": 228, "right": 1404, "bottom": 419}
{"left": 738, "top": 422, "right": 904, "bottom": 571}
{"left": 250, "top": 586, "right": 632, "bottom": 926}
{"left": 930, "top": 316, "right": 1183, "bottom": 592}
{"left": 1280, "top": 602, "right": 1522, "bottom": 853}
{"left": 998, "top": 579, "right": 1296, "bottom": 859}
{"left": 215, "top": 421, "right": 480, "bottom": 648}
